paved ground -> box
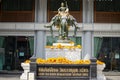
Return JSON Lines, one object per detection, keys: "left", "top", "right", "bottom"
{"left": 104, "top": 71, "right": 120, "bottom": 80}
{"left": 0, "top": 75, "right": 120, "bottom": 80}
{"left": 0, "top": 74, "right": 20, "bottom": 80}
{"left": 0, "top": 70, "right": 21, "bottom": 80}
{"left": 0, "top": 71, "right": 120, "bottom": 80}
{"left": 106, "top": 76, "right": 120, "bottom": 80}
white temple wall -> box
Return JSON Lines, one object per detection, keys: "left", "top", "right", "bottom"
{"left": 0, "top": 23, "right": 120, "bottom": 37}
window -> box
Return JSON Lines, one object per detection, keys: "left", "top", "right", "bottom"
{"left": 0, "top": 0, "right": 35, "bottom": 22}
{"left": 2, "top": 0, "right": 33, "bottom": 11}
{"left": 96, "top": 0, "right": 120, "bottom": 12}
{"left": 95, "top": 37, "right": 120, "bottom": 71}
{"left": 95, "top": 0, "right": 120, "bottom": 23}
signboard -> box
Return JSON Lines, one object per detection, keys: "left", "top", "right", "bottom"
{"left": 37, "top": 64, "right": 90, "bottom": 80}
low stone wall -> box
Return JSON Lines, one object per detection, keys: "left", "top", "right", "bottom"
{"left": 20, "top": 59, "right": 107, "bottom": 80}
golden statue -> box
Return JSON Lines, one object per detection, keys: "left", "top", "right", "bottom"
{"left": 45, "top": 1, "right": 79, "bottom": 42}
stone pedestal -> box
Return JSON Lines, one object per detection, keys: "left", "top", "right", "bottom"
{"left": 53, "top": 43, "right": 74, "bottom": 46}
{"left": 45, "top": 48, "right": 81, "bottom": 61}
{"left": 20, "top": 63, "right": 30, "bottom": 80}
{"left": 97, "top": 64, "right": 106, "bottom": 80}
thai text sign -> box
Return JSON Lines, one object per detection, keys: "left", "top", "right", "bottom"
{"left": 37, "top": 64, "right": 90, "bottom": 78}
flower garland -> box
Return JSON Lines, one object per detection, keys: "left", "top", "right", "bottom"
{"left": 45, "top": 44, "right": 82, "bottom": 49}
{"left": 24, "top": 57, "right": 105, "bottom": 65}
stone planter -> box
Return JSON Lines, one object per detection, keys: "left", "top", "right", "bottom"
{"left": 20, "top": 63, "right": 30, "bottom": 80}
{"left": 97, "top": 64, "right": 106, "bottom": 80}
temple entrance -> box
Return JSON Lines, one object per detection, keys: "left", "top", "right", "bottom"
{"left": 3, "top": 36, "right": 32, "bottom": 70}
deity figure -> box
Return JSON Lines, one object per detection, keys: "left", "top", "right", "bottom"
{"left": 45, "top": 1, "right": 79, "bottom": 42}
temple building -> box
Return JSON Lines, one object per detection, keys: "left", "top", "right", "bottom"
{"left": 0, "top": 0, "right": 120, "bottom": 72}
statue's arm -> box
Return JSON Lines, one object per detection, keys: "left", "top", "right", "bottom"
{"left": 44, "top": 15, "right": 58, "bottom": 28}
{"left": 69, "top": 15, "right": 78, "bottom": 28}
{"left": 69, "top": 15, "right": 80, "bottom": 37}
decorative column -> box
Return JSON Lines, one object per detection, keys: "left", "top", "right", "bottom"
{"left": 82, "top": 0, "right": 97, "bottom": 80}
{"left": 33, "top": 30, "right": 46, "bottom": 59}
{"left": 82, "top": 0, "right": 94, "bottom": 59}
{"left": 31, "top": 0, "right": 47, "bottom": 60}
{"left": 30, "top": 30, "right": 46, "bottom": 61}
{"left": 35, "top": 0, "right": 47, "bottom": 23}
{"left": 29, "top": 30, "right": 46, "bottom": 80}
{"left": 29, "top": 1, "right": 47, "bottom": 79}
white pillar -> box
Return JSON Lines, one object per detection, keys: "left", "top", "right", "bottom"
{"left": 34, "top": 30, "right": 46, "bottom": 58}
{"left": 35, "top": 0, "right": 47, "bottom": 23}
{"left": 31, "top": 0, "right": 47, "bottom": 59}
{"left": 82, "top": 31, "right": 93, "bottom": 59}
{"left": 82, "top": 0, "right": 94, "bottom": 59}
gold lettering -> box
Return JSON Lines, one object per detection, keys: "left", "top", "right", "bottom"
{"left": 38, "top": 73, "right": 44, "bottom": 76}
{"left": 38, "top": 67, "right": 89, "bottom": 77}
{"left": 79, "top": 68, "right": 89, "bottom": 72}
{"left": 82, "top": 73, "right": 88, "bottom": 76}
{"left": 85, "top": 69, "right": 89, "bottom": 72}
{"left": 72, "top": 73, "right": 82, "bottom": 76}
{"left": 59, "top": 68, "right": 78, "bottom": 73}
{"left": 49, "top": 73, "right": 56, "bottom": 76}
{"left": 38, "top": 67, "right": 59, "bottom": 72}
{"left": 68, "top": 68, "right": 78, "bottom": 73}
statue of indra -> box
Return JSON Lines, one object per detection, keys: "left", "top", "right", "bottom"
{"left": 45, "top": 1, "right": 79, "bottom": 42}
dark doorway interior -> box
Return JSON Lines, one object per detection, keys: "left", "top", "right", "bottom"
{"left": 3, "top": 36, "right": 31, "bottom": 70}
{"left": 97, "top": 37, "right": 120, "bottom": 71}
